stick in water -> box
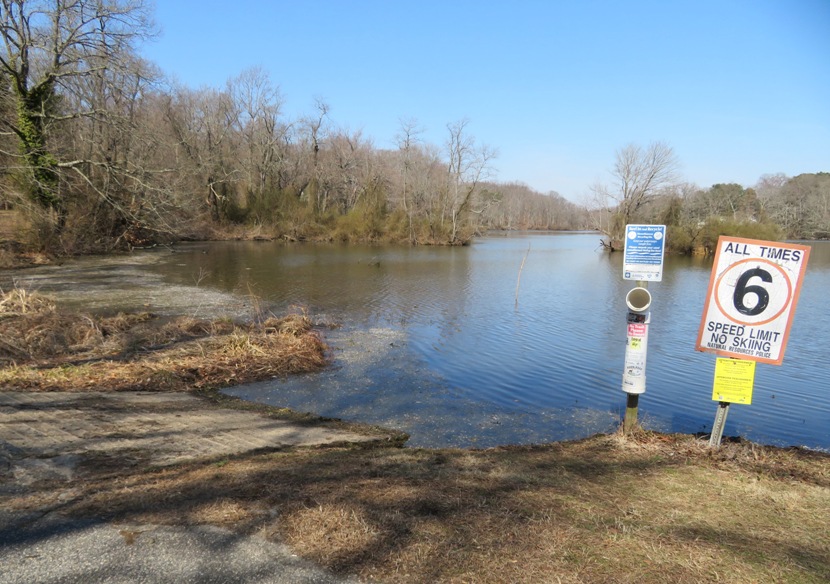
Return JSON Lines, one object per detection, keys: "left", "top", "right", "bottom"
{"left": 515, "top": 244, "right": 531, "bottom": 307}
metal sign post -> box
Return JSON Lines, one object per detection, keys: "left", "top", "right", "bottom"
{"left": 697, "top": 236, "right": 810, "bottom": 447}
{"left": 619, "top": 225, "right": 665, "bottom": 435}
{"left": 708, "top": 358, "right": 757, "bottom": 447}
{"left": 709, "top": 402, "right": 730, "bottom": 447}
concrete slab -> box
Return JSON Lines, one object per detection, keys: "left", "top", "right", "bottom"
{"left": 0, "top": 391, "right": 378, "bottom": 484}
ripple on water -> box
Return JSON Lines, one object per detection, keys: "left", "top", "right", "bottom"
{"left": 5, "top": 236, "right": 830, "bottom": 450}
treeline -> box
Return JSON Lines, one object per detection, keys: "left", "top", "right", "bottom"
{"left": 0, "top": 1, "right": 586, "bottom": 254}
{"left": 619, "top": 174, "right": 830, "bottom": 254}
{"left": 662, "top": 174, "right": 830, "bottom": 252}
{"left": 589, "top": 142, "right": 829, "bottom": 254}
{"left": 1, "top": 3, "right": 824, "bottom": 257}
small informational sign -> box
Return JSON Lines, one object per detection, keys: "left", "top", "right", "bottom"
{"left": 712, "top": 358, "right": 756, "bottom": 404}
{"left": 622, "top": 321, "right": 649, "bottom": 394}
{"left": 696, "top": 237, "right": 810, "bottom": 365}
{"left": 623, "top": 224, "right": 666, "bottom": 281}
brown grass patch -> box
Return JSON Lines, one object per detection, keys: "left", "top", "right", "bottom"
{"left": 9, "top": 434, "right": 827, "bottom": 584}
{"left": 0, "top": 286, "right": 56, "bottom": 315}
{"left": 2, "top": 292, "right": 828, "bottom": 582}
{"left": 0, "top": 209, "right": 27, "bottom": 240}
{"left": 0, "top": 209, "right": 52, "bottom": 267}
{"left": 0, "top": 288, "right": 328, "bottom": 391}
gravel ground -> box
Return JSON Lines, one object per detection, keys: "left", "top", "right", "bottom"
{"left": 0, "top": 517, "right": 363, "bottom": 584}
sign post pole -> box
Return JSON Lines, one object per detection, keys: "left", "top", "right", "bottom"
{"left": 622, "top": 281, "right": 650, "bottom": 433}
{"left": 620, "top": 225, "right": 664, "bottom": 435}
{"left": 707, "top": 357, "right": 757, "bottom": 446}
{"left": 624, "top": 394, "right": 640, "bottom": 434}
{"left": 709, "top": 402, "right": 730, "bottom": 447}
{"left": 696, "top": 236, "right": 810, "bottom": 447}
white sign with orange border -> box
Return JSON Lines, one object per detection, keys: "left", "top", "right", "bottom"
{"left": 696, "top": 236, "right": 810, "bottom": 365}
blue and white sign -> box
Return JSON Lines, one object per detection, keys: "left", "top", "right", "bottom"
{"left": 623, "top": 224, "right": 666, "bottom": 281}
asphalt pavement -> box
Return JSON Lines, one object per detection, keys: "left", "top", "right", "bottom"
{"left": 0, "top": 391, "right": 376, "bottom": 584}
{"left": 0, "top": 514, "right": 362, "bottom": 584}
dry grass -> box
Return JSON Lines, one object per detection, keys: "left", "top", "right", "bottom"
{"left": 0, "top": 286, "right": 57, "bottom": 317}
{"left": 0, "top": 209, "right": 26, "bottom": 241}
{"left": 2, "top": 289, "right": 828, "bottom": 583}
{"left": 0, "top": 288, "right": 328, "bottom": 391}
{"left": 0, "top": 210, "right": 54, "bottom": 267}
{"left": 7, "top": 433, "right": 828, "bottom": 584}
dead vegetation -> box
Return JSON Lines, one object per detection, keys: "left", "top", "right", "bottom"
{"left": 2, "top": 288, "right": 829, "bottom": 583}
{"left": 0, "top": 287, "right": 328, "bottom": 391}
{"left": 7, "top": 432, "right": 829, "bottom": 584}
{"left": 0, "top": 210, "right": 54, "bottom": 268}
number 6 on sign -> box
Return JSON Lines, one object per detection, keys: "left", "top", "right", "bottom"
{"left": 696, "top": 237, "right": 810, "bottom": 365}
{"left": 732, "top": 266, "right": 772, "bottom": 316}
{"left": 714, "top": 258, "right": 791, "bottom": 327}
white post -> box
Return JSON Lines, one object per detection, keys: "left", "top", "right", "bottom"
{"left": 622, "top": 283, "right": 651, "bottom": 433}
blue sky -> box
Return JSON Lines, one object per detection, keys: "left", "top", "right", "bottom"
{"left": 141, "top": 0, "right": 830, "bottom": 202}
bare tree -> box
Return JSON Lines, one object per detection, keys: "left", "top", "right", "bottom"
{"left": 164, "top": 84, "right": 242, "bottom": 223}
{"left": 298, "top": 98, "right": 329, "bottom": 214}
{"left": 444, "top": 119, "right": 497, "bottom": 244}
{"left": 0, "top": 0, "right": 155, "bottom": 232}
{"left": 592, "top": 141, "right": 680, "bottom": 248}
{"left": 481, "top": 182, "right": 586, "bottom": 230}
{"left": 228, "top": 67, "right": 286, "bottom": 209}
{"left": 394, "top": 117, "right": 423, "bottom": 241}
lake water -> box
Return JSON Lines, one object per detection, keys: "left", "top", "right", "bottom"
{"left": 4, "top": 233, "right": 829, "bottom": 449}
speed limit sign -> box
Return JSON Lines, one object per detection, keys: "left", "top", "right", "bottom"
{"left": 696, "top": 236, "right": 810, "bottom": 365}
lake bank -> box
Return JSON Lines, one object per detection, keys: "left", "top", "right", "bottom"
{"left": 2, "top": 287, "right": 828, "bottom": 582}
{"left": 3, "top": 389, "right": 828, "bottom": 583}
{"left": 3, "top": 234, "right": 829, "bottom": 451}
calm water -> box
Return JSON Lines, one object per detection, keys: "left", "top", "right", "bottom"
{"left": 5, "top": 233, "right": 829, "bottom": 449}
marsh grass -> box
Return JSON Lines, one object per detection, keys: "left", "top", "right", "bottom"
{"left": 0, "top": 288, "right": 327, "bottom": 391}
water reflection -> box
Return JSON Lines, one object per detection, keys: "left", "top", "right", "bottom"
{"left": 159, "top": 234, "right": 825, "bottom": 450}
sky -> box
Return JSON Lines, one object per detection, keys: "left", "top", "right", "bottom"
{"left": 140, "top": 0, "right": 830, "bottom": 202}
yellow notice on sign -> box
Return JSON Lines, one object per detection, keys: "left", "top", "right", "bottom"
{"left": 712, "top": 358, "right": 756, "bottom": 404}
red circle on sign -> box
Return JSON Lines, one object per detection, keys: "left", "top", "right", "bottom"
{"left": 714, "top": 258, "right": 792, "bottom": 326}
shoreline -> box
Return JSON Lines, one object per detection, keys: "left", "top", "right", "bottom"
{"left": 2, "top": 293, "right": 829, "bottom": 582}
{"left": 3, "top": 393, "right": 828, "bottom": 584}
